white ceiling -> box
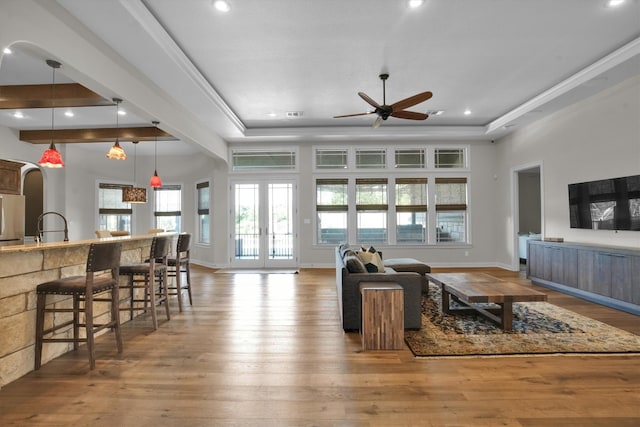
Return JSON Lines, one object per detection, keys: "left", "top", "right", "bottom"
{"left": 1, "top": 0, "right": 639, "bottom": 158}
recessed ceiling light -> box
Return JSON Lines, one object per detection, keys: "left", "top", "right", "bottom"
{"left": 605, "top": 0, "right": 625, "bottom": 7}
{"left": 267, "top": 112, "right": 277, "bottom": 117}
{"left": 213, "top": 1, "right": 230, "bottom": 12}
{"left": 64, "top": 110, "right": 74, "bottom": 117}
{"left": 464, "top": 109, "right": 472, "bottom": 115}
{"left": 3, "top": 47, "right": 12, "bottom": 54}
{"left": 285, "top": 111, "right": 303, "bottom": 118}
{"left": 408, "top": 0, "right": 424, "bottom": 9}
{"left": 427, "top": 110, "right": 445, "bottom": 116}
{"left": 118, "top": 109, "right": 126, "bottom": 116}
{"left": 13, "top": 111, "right": 24, "bottom": 118}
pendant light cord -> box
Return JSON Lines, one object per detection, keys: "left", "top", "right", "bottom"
{"left": 50, "top": 64, "right": 56, "bottom": 145}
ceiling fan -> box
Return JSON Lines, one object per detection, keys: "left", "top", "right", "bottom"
{"left": 334, "top": 73, "right": 433, "bottom": 128}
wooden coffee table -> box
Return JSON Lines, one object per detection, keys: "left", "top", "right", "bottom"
{"left": 426, "top": 273, "right": 547, "bottom": 331}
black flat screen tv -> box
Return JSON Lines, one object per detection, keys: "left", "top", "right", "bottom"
{"left": 568, "top": 174, "right": 640, "bottom": 231}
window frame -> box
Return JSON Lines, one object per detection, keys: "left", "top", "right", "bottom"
{"left": 97, "top": 182, "right": 133, "bottom": 233}
{"left": 196, "top": 180, "right": 210, "bottom": 245}
{"left": 153, "top": 184, "right": 182, "bottom": 233}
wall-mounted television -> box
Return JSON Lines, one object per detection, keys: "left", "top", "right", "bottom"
{"left": 568, "top": 175, "right": 640, "bottom": 231}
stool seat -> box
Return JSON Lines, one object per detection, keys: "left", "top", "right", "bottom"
{"left": 120, "top": 263, "right": 167, "bottom": 275}
{"left": 37, "top": 275, "right": 116, "bottom": 295}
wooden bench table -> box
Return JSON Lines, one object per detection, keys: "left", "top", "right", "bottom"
{"left": 426, "top": 273, "right": 547, "bottom": 332}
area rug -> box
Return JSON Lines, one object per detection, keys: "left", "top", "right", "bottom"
{"left": 405, "top": 284, "right": 640, "bottom": 357}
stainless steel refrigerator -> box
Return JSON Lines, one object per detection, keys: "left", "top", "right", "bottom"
{"left": 0, "top": 194, "right": 25, "bottom": 246}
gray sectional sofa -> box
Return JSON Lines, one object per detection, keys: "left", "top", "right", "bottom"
{"left": 335, "top": 244, "right": 430, "bottom": 331}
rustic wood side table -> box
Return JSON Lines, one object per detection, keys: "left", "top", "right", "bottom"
{"left": 359, "top": 282, "right": 404, "bottom": 350}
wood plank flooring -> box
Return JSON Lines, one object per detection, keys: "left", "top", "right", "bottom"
{"left": 0, "top": 266, "right": 638, "bottom": 426}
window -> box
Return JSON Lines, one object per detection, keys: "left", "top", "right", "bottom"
{"left": 98, "top": 183, "right": 132, "bottom": 233}
{"left": 316, "top": 149, "right": 348, "bottom": 169}
{"left": 435, "top": 148, "right": 465, "bottom": 168}
{"left": 232, "top": 150, "right": 296, "bottom": 171}
{"left": 396, "top": 178, "right": 427, "bottom": 243}
{"left": 356, "top": 149, "right": 386, "bottom": 169}
{"left": 356, "top": 178, "right": 388, "bottom": 243}
{"left": 316, "top": 179, "right": 348, "bottom": 244}
{"left": 395, "top": 148, "right": 425, "bottom": 168}
{"left": 196, "top": 181, "right": 210, "bottom": 244}
{"left": 435, "top": 178, "right": 467, "bottom": 243}
{"left": 154, "top": 184, "right": 182, "bottom": 232}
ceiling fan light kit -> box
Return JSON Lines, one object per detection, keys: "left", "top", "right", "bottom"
{"left": 334, "top": 73, "right": 432, "bottom": 128}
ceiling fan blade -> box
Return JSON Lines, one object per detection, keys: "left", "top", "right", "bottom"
{"left": 334, "top": 111, "right": 375, "bottom": 118}
{"left": 358, "top": 92, "right": 381, "bottom": 109}
{"left": 391, "top": 91, "right": 433, "bottom": 111}
{"left": 391, "top": 110, "right": 429, "bottom": 120}
{"left": 372, "top": 116, "right": 384, "bottom": 128}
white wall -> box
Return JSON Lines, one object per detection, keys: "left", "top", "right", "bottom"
{"left": 494, "top": 75, "right": 640, "bottom": 267}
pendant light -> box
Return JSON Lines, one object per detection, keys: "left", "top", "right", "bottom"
{"left": 122, "top": 141, "right": 147, "bottom": 203}
{"left": 106, "top": 98, "right": 127, "bottom": 159}
{"left": 149, "top": 120, "right": 162, "bottom": 188}
{"left": 38, "top": 59, "right": 64, "bottom": 168}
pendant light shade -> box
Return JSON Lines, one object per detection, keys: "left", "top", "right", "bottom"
{"left": 38, "top": 59, "right": 64, "bottom": 168}
{"left": 150, "top": 121, "right": 162, "bottom": 188}
{"left": 39, "top": 142, "right": 65, "bottom": 168}
{"left": 122, "top": 186, "right": 147, "bottom": 203}
{"left": 106, "top": 98, "right": 127, "bottom": 159}
{"left": 122, "top": 141, "right": 147, "bottom": 203}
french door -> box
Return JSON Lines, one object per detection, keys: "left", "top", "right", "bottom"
{"left": 230, "top": 180, "right": 297, "bottom": 268}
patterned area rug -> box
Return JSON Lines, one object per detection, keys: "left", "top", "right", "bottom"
{"left": 405, "top": 284, "right": 640, "bottom": 357}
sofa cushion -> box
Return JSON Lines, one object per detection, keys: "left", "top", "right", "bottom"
{"left": 383, "top": 258, "right": 431, "bottom": 275}
{"left": 355, "top": 249, "right": 385, "bottom": 272}
{"left": 344, "top": 255, "right": 367, "bottom": 273}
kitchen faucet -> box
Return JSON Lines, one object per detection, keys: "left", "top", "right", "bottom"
{"left": 37, "top": 211, "right": 69, "bottom": 242}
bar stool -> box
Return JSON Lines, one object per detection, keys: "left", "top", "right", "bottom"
{"left": 166, "top": 233, "right": 193, "bottom": 312}
{"left": 118, "top": 235, "right": 171, "bottom": 330}
{"left": 34, "top": 241, "right": 123, "bottom": 370}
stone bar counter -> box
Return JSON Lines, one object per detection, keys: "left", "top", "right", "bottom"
{"left": 0, "top": 233, "right": 175, "bottom": 388}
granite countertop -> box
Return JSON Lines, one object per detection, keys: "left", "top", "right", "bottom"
{"left": 0, "top": 232, "right": 176, "bottom": 253}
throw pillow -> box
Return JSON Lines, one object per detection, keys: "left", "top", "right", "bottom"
{"left": 344, "top": 255, "right": 367, "bottom": 273}
{"left": 356, "top": 249, "right": 385, "bottom": 273}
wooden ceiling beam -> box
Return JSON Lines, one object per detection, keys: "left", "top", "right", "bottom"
{"left": 20, "top": 127, "right": 173, "bottom": 144}
{"left": 0, "top": 83, "right": 113, "bottom": 109}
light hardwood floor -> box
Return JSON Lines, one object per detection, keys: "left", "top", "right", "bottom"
{"left": 0, "top": 266, "right": 638, "bottom": 426}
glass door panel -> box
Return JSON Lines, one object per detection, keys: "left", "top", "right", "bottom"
{"left": 231, "top": 180, "right": 296, "bottom": 267}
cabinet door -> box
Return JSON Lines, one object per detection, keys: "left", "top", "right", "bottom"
{"left": 578, "top": 250, "right": 598, "bottom": 294}
{"left": 528, "top": 242, "right": 545, "bottom": 279}
{"left": 560, "top": 248, "right": 578, "bottom": 287}
{"left": 632, "top": 256, "right": 640, "bottom": 305}
{"left": 593, "top": 253, "right": 615, "bottom": 297}
{"left": 610, "top": 254, "right": 632, "bottom": 302}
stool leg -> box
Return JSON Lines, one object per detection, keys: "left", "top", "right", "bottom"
{"left": 111, "top": 286, "right": 123, "bottom": 354}
{"left": 128, "top": 274, "right": 135, "bottom": 321}
{"left": 184, "top": 262, "right": 193, "bottom": 305}
{"left": 162, "top": 268, "right": 171, "bottom": 320}
{"left": 147, "top": 273, "right": 158, "bottom": 330}
{"left": 84, "top": 292, "right": 96, "bottom": 370}
{"left": 175, "top": 263, "right": 184, "bottom": 312}
{"left": 34, "top": 294, "right": 46, "bottom": 370}
{"left": 73, "top": 295, "right": 80, "bottom": 351}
